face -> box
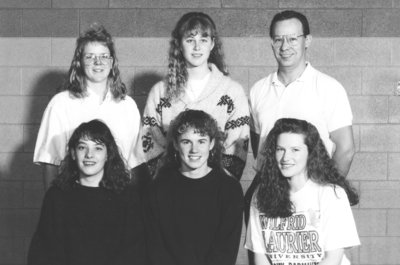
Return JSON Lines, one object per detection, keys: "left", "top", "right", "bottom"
{"left": 181, "top": 32, "right": 215, "bottom": 69}
{"left": 82, "top": 42, "right": 112, "bottom": 86}
{"left": 174, "top": 127, "right": 215, "bottom": 178}
{"left": 275, "top": 132, "right": 308, "bottom": 179}
{"left": 271, "top": 18, "right": 311, "bottom": 70}
{"left": 72, "top": 138, "right": 108, "bottom": 185}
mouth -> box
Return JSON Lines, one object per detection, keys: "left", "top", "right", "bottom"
{"left": 280, "top": 163, "right": 294, "bottom": 169}
{"left": 191, "top": 53, "right": 203, "bottom": 58}
{"left": 83, "top": 161, "right": 96, "bottom": 166}
{"left": 188, "top": 155, "right": 201, "bottom": 161}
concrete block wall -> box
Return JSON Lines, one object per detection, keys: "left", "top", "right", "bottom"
{"left": 1, "top": 1, "right": 400, "bottom": 264}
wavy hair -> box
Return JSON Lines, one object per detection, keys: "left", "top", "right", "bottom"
{"left": 53, "top": 119, "right": 131, "bottom": 193}
{"left": 157, "top": 109, "right": 225, "bottom": 176}
{"left": 167, "top": 12, "right": 228, "bottom": 99}
{"left": 63, "top": 23, "right": 127, "bottom": 100}
{"left": 256, "top": 118, "right": 359, "bottom": 218}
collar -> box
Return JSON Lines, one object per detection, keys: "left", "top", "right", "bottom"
{"left": 272, "top": 62, "right": 314, "bottom": 86}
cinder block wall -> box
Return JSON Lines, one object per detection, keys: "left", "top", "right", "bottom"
{"left": 1, "top": 1, "right": 400, "bottom": 264}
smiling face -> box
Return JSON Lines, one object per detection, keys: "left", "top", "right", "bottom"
{"left": 82, "top": 42, "right": 112, "bottom": 86}
{"left": 181, "top": 32, "right": 215, "bottom": 69}
{"left": 271, "top": 18, "right": 311, "bottom": 71}
{"left": 275, "top": 132, "right": 308, "bottom": 180}
{"left": 174, "top": 127, "right": 215, "bottom": 179}
{"left": 72, "top": 138, "right": 108, "bottom": 187}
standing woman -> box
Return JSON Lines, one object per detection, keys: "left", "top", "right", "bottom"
{"left": 142, "top": 12, "right": 250, "bottom": 179}
{"left": 145, "top": 109, "right": 244, "bottom": 265}
{"left": 34, "top": 24, "right": 145, "bottom": 189}
{"left": 245, "top": 118, "right": 360, "bottom": 265}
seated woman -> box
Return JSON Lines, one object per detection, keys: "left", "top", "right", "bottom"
{"left": 28, "top": 120, "right": 145, "bottom": 265}
{"left": 245, "top": 118, "right": 360, "bottom": 265}
{"left": 145, "top": 109, "right": 244, "bottom": 265}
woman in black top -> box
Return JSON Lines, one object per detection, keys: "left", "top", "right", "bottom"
{"left": 28, "top": 120, "right": 145, "bottom": 265}
{"left": 145, "top": 109, "right": 244, "bottom": 265}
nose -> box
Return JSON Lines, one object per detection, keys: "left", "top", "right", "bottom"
{"left": 190, "top": 143, "right": 198, "bottom": 153}
{"left": 93, "top": 56, "right": 102, "bottom": 65}
{"left": 281, "top": 150, "right": 291, "bottom": 161}
{"left": 280, "top": 37, "right": 290, "bottom": 50}
{"left": 194, "top": 41, "right": 200, "bottom": 51}
{"left": 85, "top": 148, "right": 93, "bottom": 158}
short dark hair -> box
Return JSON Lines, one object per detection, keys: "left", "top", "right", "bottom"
{"left": 158, "top": 109, "right": 224, "bottom": 176}
{"left": 269, "top": 10, "right": 310, "bottom": 38}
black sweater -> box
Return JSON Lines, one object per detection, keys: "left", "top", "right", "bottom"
{"left": 145, "top": 168, "right": 244, "bottom": 265}
{"left": 28, "top": 184, "right": 145, "bottom": 265}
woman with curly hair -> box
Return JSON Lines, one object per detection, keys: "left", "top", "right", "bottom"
{"left": 145, "top": 109, "right": 244, "bottom": 265}
{"left": 34, "top": 23, "right": 145, "bottom": 189}
{"left": 142, "top": 12, "right": 250, "bottom": 179}
{"left": 245, "top": 118, "right": 360, "bottom": 265}
{"left": 28, "top": 120, "right": 145, "bottom": 265}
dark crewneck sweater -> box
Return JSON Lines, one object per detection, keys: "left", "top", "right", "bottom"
{"left": 28, "top": 184, "right": 145, "bottom": 265}
{"left": 145, "top": 168, "right": 244, "bottom": 265}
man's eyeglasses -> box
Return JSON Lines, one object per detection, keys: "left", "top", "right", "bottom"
{"left": 83, "top": 53, "right": 113, "bottom": 65}
{"left": 271, "top": 34, "right": 305, "bottom": 47}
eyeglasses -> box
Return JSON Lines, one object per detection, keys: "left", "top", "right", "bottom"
{"left": 83, "top": 53, "right": 113, "bottom": 65}
{"left": 271, "top": 34, "right": 305, "bottom": 47}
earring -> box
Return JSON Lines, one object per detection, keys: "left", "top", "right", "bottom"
{"left": 209, "top": 150, "right": 214, "bottom": 161}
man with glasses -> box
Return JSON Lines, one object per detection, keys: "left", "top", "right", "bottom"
{"left": 245, "top": 10, "right": 355, "bottom": 219}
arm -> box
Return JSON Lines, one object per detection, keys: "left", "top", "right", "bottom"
{"left": 42, "top": 164, "right": 58, "bottom": 190}
{"left": 330, "top": 126, "right": 355, "bottom": 177}
{"left": 222, "top": 84, "right": 250, "bottom": 180}
{"left": 250, "top": 131, "right": 260, "bottom": 159}
{"left": 27, "top": 189, "right": 65, "bottom": 265}
{"left": 318, "top": 249, "right": 345, "bottom": 265}
{"left": 114, "top": 188, "right": 146, "bottom": 265}
{"left": 207, "top": 181, "right": 244, "bottom": 265}
{"left": 142, "top": 83, "right": 168, "bottom": 176}
{"left": 254, "top": 253, "right": 271, "bottom": 265}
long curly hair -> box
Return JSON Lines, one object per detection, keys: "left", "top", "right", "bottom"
{"left": 63, "top": 23, "right": 127, "bottom": 100}
{"left": 158, "top": 109, "right": 225, "bottom": 176}
{"left": 167, "top": 12, "right": 228, "bottom": 99}
{"left": 256, "top": 118, "right": 359, "bottom": 218}
{"left": 53, "top": 119, "right": 131, "bottom": 193}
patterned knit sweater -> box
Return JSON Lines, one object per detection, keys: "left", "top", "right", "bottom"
{"left": 142, "top": 64, "right": 250, "bottom": 179}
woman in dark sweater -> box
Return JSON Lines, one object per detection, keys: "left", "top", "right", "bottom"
{"left": 28, "top": 120, "right": 145, "bottom": 265}
{"left": 145, "top": 109, "right": 244, "bottom": 265}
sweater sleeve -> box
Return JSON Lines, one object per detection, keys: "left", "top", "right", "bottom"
{"left": 27, "top": 188, "right": 66, "bottom": 265}
{"left": 207, "top": 178, "right": 244, "bottom": 265}
{"left": 142, "top": 82, "right": 169, "bottom": 175}
{"left": 221, "top": 80, "right": 250, "bottom": 180}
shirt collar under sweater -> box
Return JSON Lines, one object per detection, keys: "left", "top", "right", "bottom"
{"left": 179, "top": 63, "right": 226, "bottom": 105}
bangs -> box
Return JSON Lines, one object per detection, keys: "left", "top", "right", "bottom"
{"left": 76, "top": 131, "right": 106, "bottom": 146}
{"left": 181, "top": 19, "right": 213, "bottom": 38}
{"left": 177, "top": 123, "right": 208, "bottom": 137}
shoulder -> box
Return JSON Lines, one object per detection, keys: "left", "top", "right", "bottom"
{"left": 45, "top": 90, "right": 75, "bottom": 110}
{"left": 250, "top": 74, "right": 273, "bottom": 96}
{"left": 310, "top": 65, "right": 345, "bottom": 91}
{"left": 148, "top": 80, "right": 167, "bottom": 97}
{"left": 311, "top": 181, "right": 349, "bottom": 204}
{"left": 214, "top": 169, "right": 244, "bottom": 197}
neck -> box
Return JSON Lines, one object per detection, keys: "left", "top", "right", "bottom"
{"left": 187, "top": 64, "right": 211, "bottom": 81}
{"left": 277, "top": 61, "right": 307, "bottom": 86}
{"left": 180, "top": 166, "right": 212, "bottom": 179}
{"left": 87, "top": 82, "right": 108, "bottom": 101}
{"left": 79, "top": 175, "right": 102, "bottom": 187}
{"left": 287, "top": 172, "right": 308, "bottom": 193}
